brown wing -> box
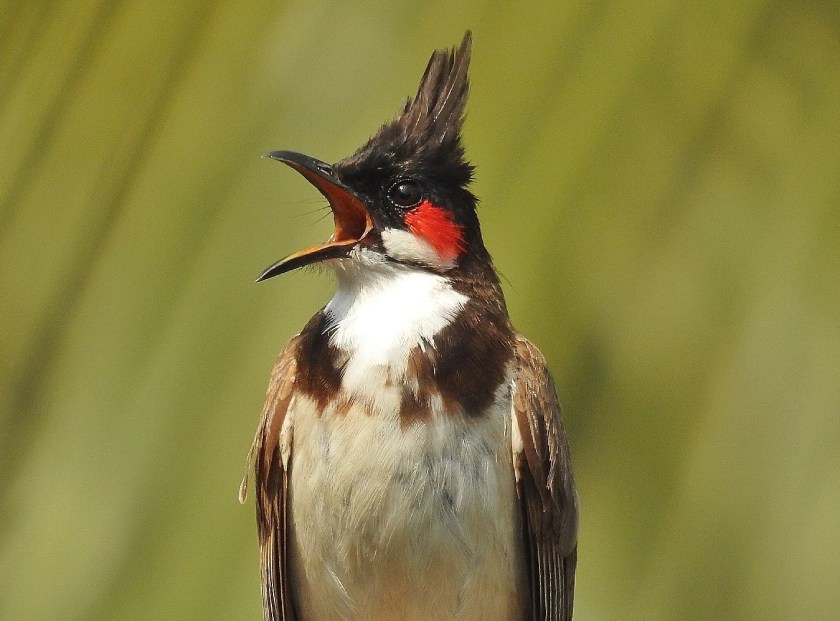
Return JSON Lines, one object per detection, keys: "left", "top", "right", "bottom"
{"left": 240, "top": 335, "right": 301, "bottom": 621}
{"left": 511, "top": 336, "right": 579, "bottom": 621}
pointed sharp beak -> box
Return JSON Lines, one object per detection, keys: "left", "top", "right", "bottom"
{"left": 256, "top": 150, "right": 373, "bottom": 281}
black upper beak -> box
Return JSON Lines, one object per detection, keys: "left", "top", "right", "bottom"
{"left": 256, "top": 151, "right": 372, "bottom": 281}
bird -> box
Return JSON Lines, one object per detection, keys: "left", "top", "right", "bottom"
{"left": 240, "top": 32, "right": 578, "bottom": 621}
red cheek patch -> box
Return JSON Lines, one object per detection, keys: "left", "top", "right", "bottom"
{"left": 404, "top": 200, "right": 465, "bottom": 262}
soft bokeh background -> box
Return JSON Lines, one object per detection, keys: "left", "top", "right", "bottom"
{"left": 2, "top": 1, "right": 839, "bottom": 619}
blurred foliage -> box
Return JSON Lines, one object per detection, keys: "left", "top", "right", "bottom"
{"left": 2, "top": 1, "right": 839, "bottom": 620}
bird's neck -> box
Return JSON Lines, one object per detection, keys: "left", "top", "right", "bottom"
{"left": 289, "top": 261, "right": 517, "bottom": 417}
{"left": 325, "top": 263, "right": 468, "bottom": 370}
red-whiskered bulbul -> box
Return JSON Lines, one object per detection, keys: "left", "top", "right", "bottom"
{"left": 241, "top": 32, "right": 578, "bottom": 621}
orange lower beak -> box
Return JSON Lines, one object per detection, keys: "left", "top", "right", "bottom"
{"left": 256, "top": 151, "right": 372, "bottom": 281}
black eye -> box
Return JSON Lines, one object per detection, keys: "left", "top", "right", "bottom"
{"left": 387, "top": 179, "right": 423, "bottom": 208}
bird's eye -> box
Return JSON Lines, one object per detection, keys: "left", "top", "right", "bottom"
{"left": 387, "top": 179, "right": 424, "bottom": 209}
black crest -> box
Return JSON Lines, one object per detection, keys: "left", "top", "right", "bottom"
{"left": 339, "top": 32, "right": 474, "bottom": 189}
{"left": 393, "top": 30, "right": 472, "bottom": 153}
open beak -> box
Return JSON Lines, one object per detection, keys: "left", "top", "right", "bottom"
{"left": 256, "top": 151, "right": 373, "bottom": 281}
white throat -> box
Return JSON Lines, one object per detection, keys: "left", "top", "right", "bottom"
{"left": 324, "top": 262, "right": 467, "bottom": 388}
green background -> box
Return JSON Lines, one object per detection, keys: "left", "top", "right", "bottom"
{"left": 2, "top": 1, "right": 839, "bottom": 619}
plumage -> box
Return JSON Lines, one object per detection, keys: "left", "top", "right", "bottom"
{"left": 241, "top": 336, "right": 301, "bottom": 621}
{"left": 242, "top": 31, "right": 578, "bottom": 621}
{"left": 511, "top": 337, "right": 579, "bottom": 621}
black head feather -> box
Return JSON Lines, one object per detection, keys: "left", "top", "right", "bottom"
{"left": 337, "top": 32, "right": 474, "bottom": 192}
{"left": 393, "top": 30, "right": 472, "bottom": 155}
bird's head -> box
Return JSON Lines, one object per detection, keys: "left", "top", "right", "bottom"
{"left": 257, "top": 32, "right": 490, "bottom": 282}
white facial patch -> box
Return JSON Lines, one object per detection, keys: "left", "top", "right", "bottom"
{"left": 381, "top": 228, "right": 457, "bottom": 270}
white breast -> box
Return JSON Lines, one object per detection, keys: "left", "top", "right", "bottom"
{"left": 286, "top": 262, "right": 527, "bottom": 620}
{"left": 324, "top": 262, "right": 468, "bottom": 401}
{"left": 288, "top": 392, "right": 525, "bottom": 621}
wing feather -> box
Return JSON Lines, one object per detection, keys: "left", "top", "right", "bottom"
{"left": 511, "top": 336, "right": 579, "bottom": 621}
{"left": 240, "top": 335, "right": 301, "bottom": 621}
